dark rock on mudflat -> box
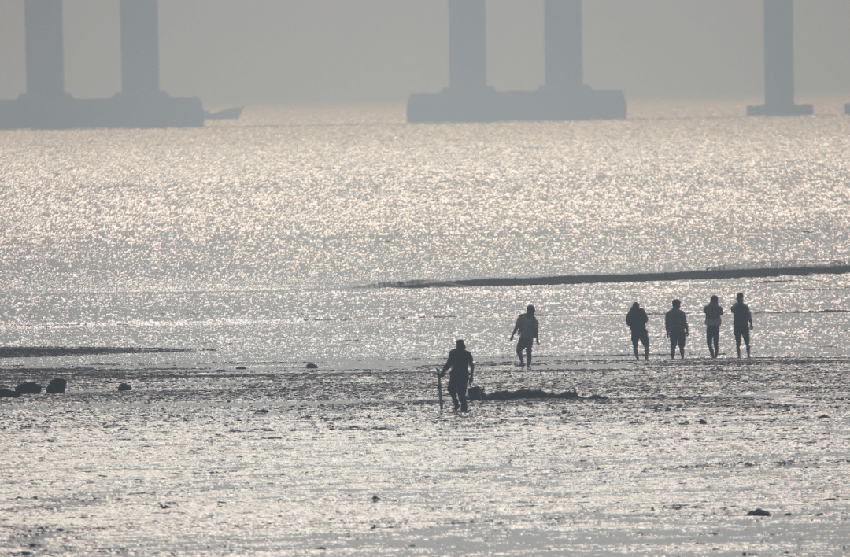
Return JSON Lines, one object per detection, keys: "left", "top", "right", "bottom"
{"left": 235, "top": 366, "right": 247, "bottom": 370}
{"left": 467, "top": 386, "right": 486, "bottom": 401}
{"left": 372, "top": 495, "right": 380, "bottom": 502}
{"left": 0, "top": 389, "right": 20, "bottom": 398}
{"left": 747, "top": 508, "right": 771, "bottom": 517}
{"left": 118, "top": 383, "right": 132, "bottom": 392}
{"left": 15, "top": 382, "right": 42, "bottom": 394}
{"left": 486, "top": 389, "right": 582, "bottom": 401}
{"left": 699, "top": 418, "right": 708, "bottom": 424}
{"left": 306, "top": 363, "right": 318, "bottom": 369}
{"left": 46, "top": 378, "right": 67, "bottom": 394}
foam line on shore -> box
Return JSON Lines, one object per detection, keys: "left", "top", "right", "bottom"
{"left": 379, "top": 264, "right": 850, "bottom": 289}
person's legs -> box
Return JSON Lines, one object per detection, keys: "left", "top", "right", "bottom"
{"left": 711, "top": 325, "right": 720, "bottom": 358}
{"left": 735, "top": 331, "right": 742, "bottom": 358}
{"left": 707, "top": 326, "right": 719, "bottom": 358}
{"left": 641, "top": 331, "right": 650, "bottom": 360}
{"left": 516, "top": 342, "right": 524, "bottom": 366}
{"left": 447, "top": 377, "right": 460, "bottom": 410}
{"left": 458, "top": 386, "right": 468, "bottom": 412}
{"left": 742, "top": 329, "right": 751, "bottom": 358}
{"left": 632, "top": 338, "right": 639, "bottom": 359}
{"left": 526, "top": 344, "right": 533, "bottom": 368}
{"left": 679, "top": 336, "right": 686, "bottom": 359}
{"left": 706, "top": 328, "right": 714, "bottom": 358}
{"left": 670, "top": 337, "right": 676, "bottom": 360}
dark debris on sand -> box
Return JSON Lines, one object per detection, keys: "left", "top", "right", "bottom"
{"left": 484, "top": 389, "right": 607, "bottom": 402}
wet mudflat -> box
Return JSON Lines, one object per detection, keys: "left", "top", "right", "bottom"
{"left": 2, "top": 356, "right": 849, "bottom": 556}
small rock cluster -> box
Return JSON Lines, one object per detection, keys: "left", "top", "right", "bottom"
{"left": 0, "top": 378, "right": 66, "bottom": 397}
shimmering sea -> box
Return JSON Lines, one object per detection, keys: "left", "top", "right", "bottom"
{"left": 1, "top": 100, "right": 850, "bottom": 555}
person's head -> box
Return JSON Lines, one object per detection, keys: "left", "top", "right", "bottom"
{"left": 456, "top": 339, "right": 465, "bottom": 350}
{"left": 737, "top": 292, "right": 744, "bottom": 302}
{"left": 710, "top": 295, "right": 719, "bottom": 304}
{"left": 632, "top": 302, "right": 640, "bottom": 309}
{"left": 527, "top": 304, "right": 535, "bottom": 315}
{"left": 672, "top": 299, "right": 682, "bottom": 308}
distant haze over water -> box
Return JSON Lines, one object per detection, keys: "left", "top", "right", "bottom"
{"left": 2, "top": 0, "right": 850, "bottom": 104}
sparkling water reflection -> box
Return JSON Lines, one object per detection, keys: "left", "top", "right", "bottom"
{"left": 1, "top": 101, "right": 850, "bottom": 555}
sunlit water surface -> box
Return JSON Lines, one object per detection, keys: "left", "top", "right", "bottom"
{"left": 2, "top": 100, "right": 850, "bottom": 555}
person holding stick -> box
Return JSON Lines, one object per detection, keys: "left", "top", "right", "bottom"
{"left": 440, "top": 339, "right": 475, "bottom": 412}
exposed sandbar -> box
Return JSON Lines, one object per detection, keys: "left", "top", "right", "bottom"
{"left": 382, "top": 264, "right": 850, "bottom": 289}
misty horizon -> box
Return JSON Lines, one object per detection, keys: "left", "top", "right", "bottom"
{"left": 2, "top": 0, "right": 850, "bottom": 106}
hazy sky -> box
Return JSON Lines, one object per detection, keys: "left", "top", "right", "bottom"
{"left": 1, "top": 0, "right": 849, "bottom": 105}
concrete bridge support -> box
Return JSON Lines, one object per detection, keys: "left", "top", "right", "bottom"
{"left": 408, "top": 0, "right": 625, "bottom": 123}
{"left": 449, "top": 0, "right": 487, "bottom": 92}
{"left": 120, "top": 0, "right": 161, "bottom": 98}
{"left": 748, "top": 0, "right": 812, "bottom": 116}
{"left": 544, "top": 0, "right": 582, "bottom": 90}
{"left": 23, "top": 0, "right": 67, "bottom": 100}
{"left": 0, "top": 0, "right": 205, "bottom": 129}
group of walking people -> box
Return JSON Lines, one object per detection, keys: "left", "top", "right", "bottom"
{"left": 627, "top": 292, "right": 754, "bottom": 360}
{"left": 438, "top": 295, "right": 754, "bottom": 412}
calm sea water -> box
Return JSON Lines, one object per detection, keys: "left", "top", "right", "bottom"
{"left": 2, "top": 100, "right": 850, "bottom": 555}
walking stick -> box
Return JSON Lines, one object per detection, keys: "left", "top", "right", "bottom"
{"left": 436, "top": 368, "right": 444, "bottom": 411}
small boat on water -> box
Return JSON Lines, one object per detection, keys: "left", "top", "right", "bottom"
{"left": 204, "top": 106, "right": 245, "bottom": 121}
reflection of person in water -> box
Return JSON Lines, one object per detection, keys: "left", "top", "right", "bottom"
{"left": 704, "top": 295, "right": 724, "bottom": 359}
{"left": 730, "top": 292, "right": 753, "bottom": 358}
{"left": 511, "top": 305, "right": 539, "bottom": 368}
{"left": 665, "top": 299, "right": 689, "bottom": 360}
{"left": 626, "top": 302, "right": 650, "bottom": 360}
{"left": 440, "top": 339, "right": 475, "bottom": 412}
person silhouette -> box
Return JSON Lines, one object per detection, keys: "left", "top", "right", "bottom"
{"left": 665, "top": 299, "right": 689, "bottom": 360}
{"left": 704, "top": 295, "right": 724, "bottom": 358}
{"left": 440, "top": 339, "right": 475, "bottom": 412}
{"left": 730, "top": 292, "right": 753, "bottom": 358}
{"left": 511, "top": 305, "right": 539, "bottom": 368}
{"left": 626, "top": 302, "right": 649, "bottom": 360}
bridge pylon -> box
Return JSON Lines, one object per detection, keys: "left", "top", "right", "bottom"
{"left": 408, "top": 0, "right": 626, "bottom": 123}
{"left": 0, "top": 0, "right": 205, "bottom": 130}
{"left": 747, "top": 0, "right": 812, "bottom": 116}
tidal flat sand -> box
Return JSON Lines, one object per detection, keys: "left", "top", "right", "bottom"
{"left": 2, "top": 356, "right": 849, "bottom": 556}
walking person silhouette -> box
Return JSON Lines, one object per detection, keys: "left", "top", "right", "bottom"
{"left": 704, "top": 295, "right": 724, "bottom": 358}
{"left": 730, "top": 293, "right": 753, "bottom": 358}
{"left": 440, "top": 339, "right": 475, "bottom": 412}
{"left": 626, "top": 302, "right": 649, "bottom": 360}
{"left": 511, "top": 305, "right": 539, "bottom": 369}
{"left": 665, "top": 300, "right": 689, "bottom": 360}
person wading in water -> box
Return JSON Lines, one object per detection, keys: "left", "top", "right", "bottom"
{"left": 440, "top": 339, "right": 475, "bottom": 412}
{"left": 511, "top": 305, "right": 539, "bottom": 369}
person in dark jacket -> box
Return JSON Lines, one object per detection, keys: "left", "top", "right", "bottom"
{"left": 626, "top": 302, "right": 649, "bottom": 360}
{"left": 665, "top": 299, "right": 689, "bottom": 360}
{"left": 704, "top": 295, "right": 724, "bottom": 359}
{"left": 440, "top": 339, "right": 475, "bottom": 412}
